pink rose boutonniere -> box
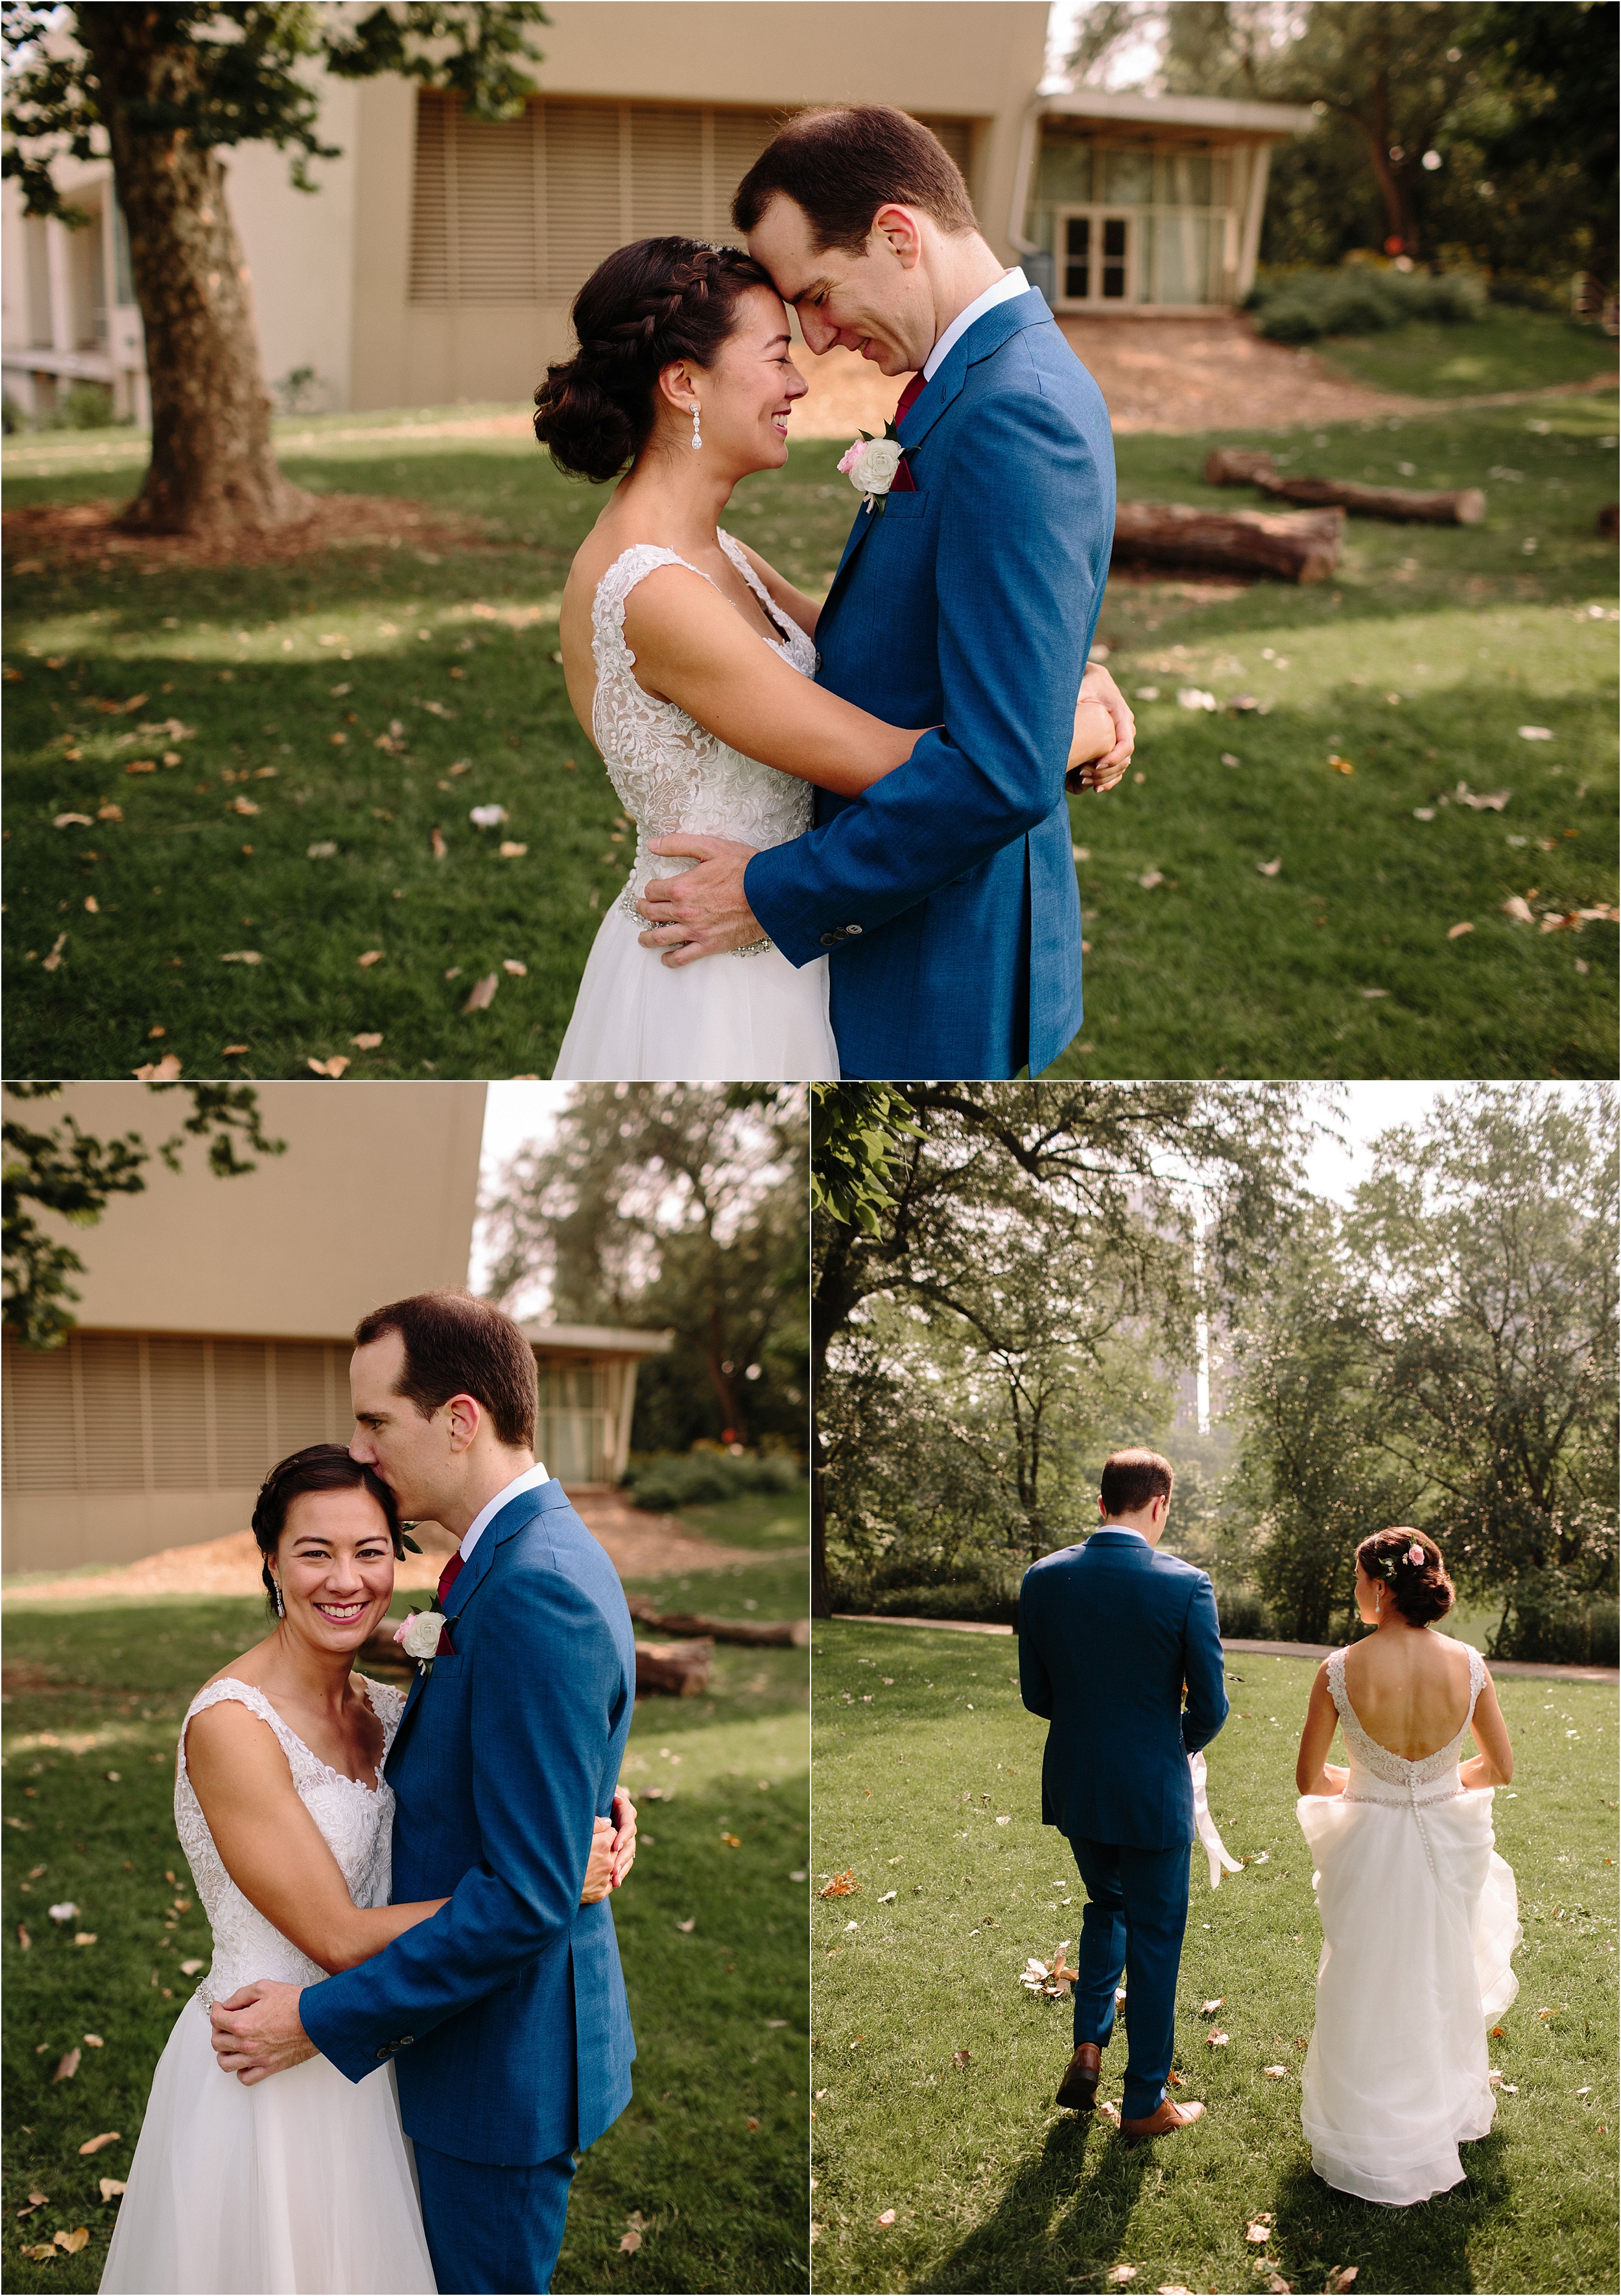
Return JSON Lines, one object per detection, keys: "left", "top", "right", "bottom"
{"left": 837, "top": 420, "right": 912, "bottom": 514}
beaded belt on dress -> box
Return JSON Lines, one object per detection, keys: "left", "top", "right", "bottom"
{"left": 615, "top": 875, "right": 772, "bottom": 956}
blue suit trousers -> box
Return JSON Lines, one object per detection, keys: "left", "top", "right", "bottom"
{"left": 414, "top": 2142, "right": 576, "bottom": 2294}
{"left": 1069, "top": 1837, "right": 1190, "bottom": 2120}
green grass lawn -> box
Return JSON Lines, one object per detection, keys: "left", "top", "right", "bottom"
{"left": 1314, "top": 307, "right": 1618, "bottom": 399}
{"left": 1, "top": 1580, "right": 809, "bottom": 2294}
{"left": 810, "top": 1624, "right": 1617, "bottom": 2295}
{"left": 3, "top": 383, "right": 1615, "bottom": 1080}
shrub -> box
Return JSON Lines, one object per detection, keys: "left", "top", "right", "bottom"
{"left": 1496, "top": 1590, "right": 1619, "bottom": 1667}
{"left": 829, "top": 1574, "right": 1020, "bottom": 1627}
{"left": 1213, "top": 1584, "right": 1274, "bottom": 1640}
{"left": 1247, "top": 263, "right": 1485, "bottom": 343}
{"left": 622, "top": 1447, "right": 801, "bottom": 1513}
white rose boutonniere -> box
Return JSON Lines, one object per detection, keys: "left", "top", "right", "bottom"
{"left": 836, "top": 421, "right": 911, "bottom": 514}
{"left": 393, "top": 1604, "right": 453, "bottom": 1676}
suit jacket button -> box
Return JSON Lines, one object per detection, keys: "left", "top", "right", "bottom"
{"left": 375, "top": 2046, "right": 391, "bottom": 2061}
{"left": 818, "top": 930, "right": 841, "bottom": 947}
{"left": 844, "top": 923, "right": 862, "bottom": 936}
{"left": 399, "top": 2035, "right": 414, "bottom": 2046}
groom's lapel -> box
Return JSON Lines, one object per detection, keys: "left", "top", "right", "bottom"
{"left": 816, "top": 289, "right": 1056, "bottom": 628}
{"left": 385, "top": 1480, "right": 564, "bottom": 1765}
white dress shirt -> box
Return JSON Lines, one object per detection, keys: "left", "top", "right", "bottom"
{"left": 456, "top": 1458, "right": 552, "bottom": 1568}
{"left": 922, "top": 265, "right": 1030, "bottom": 381}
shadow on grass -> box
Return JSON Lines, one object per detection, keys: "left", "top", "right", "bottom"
{"left": 921, "top": 2112, "right": 1150, "bottom": 2294}
{"left": 1269, "top": 2134, "right": 1511, "bottom": 2296}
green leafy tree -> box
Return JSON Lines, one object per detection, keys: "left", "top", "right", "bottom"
{"left": 3, "top": 1081, "right": 285, "bottom": 1348}
{"left": 1462, "top": 1, "right": 1618, "bottom": 286}
{"left": 1, "top": 3, "right": 547, "bottom": 539}
{"left": 480, "top": 1084, "right": 807, "bottom": 1456}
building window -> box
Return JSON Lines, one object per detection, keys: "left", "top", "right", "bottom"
{"left": 536, "top": 1360, "right": 610, "bottom": 1485}
{"left": 1030, "top": 131, "right": 1235, "bottom": 309}
{"left": 410, "top": 96, "right": 978, "bottom": 312}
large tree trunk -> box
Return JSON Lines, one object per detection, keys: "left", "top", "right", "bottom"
{"left": 77, "top": 7, "right": 310, "bottom": 541}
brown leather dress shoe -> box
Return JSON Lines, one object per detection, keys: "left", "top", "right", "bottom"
{"left": 1056, "top": 2042, "right": 1102, "bottom": 2110}
{"left": 1118, "top": 2096, "right": 1205, "bottom": 2144}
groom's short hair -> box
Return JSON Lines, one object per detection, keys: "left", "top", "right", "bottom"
{"left": 1100, "top": 1448, "right": 1174, "bottom": 1517}
{"left": 732, "top": 104, "right": 979, "bottom": 254}
{"left": 354, "top": 1291, "right": 538, "bottom": 1450}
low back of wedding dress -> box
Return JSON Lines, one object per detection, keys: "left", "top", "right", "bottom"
{"left": 1297, "top": 1643, "right": 1522, "bottom": 2208}
{"left": 99, "top": 1677, "right": 436, "bottom": 2295}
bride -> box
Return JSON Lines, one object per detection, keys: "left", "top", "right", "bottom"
{"left": 534, "top": 236, "right": 1118, "bottom": 1082}
{"left": 1294, "top": 1526, "right": 1521, "bottom": 2208}
{"left": 101, "top": 1445, "right": 621, "bottom": 2295}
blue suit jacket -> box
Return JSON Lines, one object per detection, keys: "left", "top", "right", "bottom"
{"left": 744, "top": 287, "right": 1115, "bottom": 1080}
{"left": 1018, "top": 1530, "right": 1228, "bottom": 1849}
{"left": 300, "top": 1480, "right": 637, "bottom": 2164}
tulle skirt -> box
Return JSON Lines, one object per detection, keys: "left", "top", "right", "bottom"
{"left": 552, "top": 902, "right": 838, "bottom": 1081}
{"left": 99, "top": 1996, "right": 436, "bottom": 2293}
{"left": 1297, "top": 1786, "right": 1521, "bottom": 2208}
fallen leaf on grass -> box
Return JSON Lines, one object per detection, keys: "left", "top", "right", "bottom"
{"left": 1257, "top": 858, "right": 1281, "bottom": 877}
{"left": 222, "top": 1045, "right": 248, "bottom": 1058}
{"left": 19, "top": 2243, "right": 57, "bottom": 2262}
{"left": 307, "top": 840, "right": 338, "bottom": 859}
{"left": 53, "top": 2050, "right": 80, "bottom": 2083}
{"left": 431, "top": 827, "right": 449, "bottom": 860}
{"left": 1517, "top": 726, "right": 1552, "bottom": 741}
{"left": 818, "top": 1869, "right": 860, "bottom": 1899}
{"left": 1454, "top": 782, "right": 1510, "bottom": 811}
{"left": 1328, "top": 755, "right": 1355, "bottom": 775}
{"left": 125, "top": 759, "right": 158, "bottom": 775}
{"left": 229, "top": 796, "right": 260, "bottom": 816}
{"left": 1098, "top": 2100, "right": 1121, "bottom": 2125}
{"left": 952, "top": 2048, "right": 971, "bottom": 2068}
{"left": 1323, "top": 2271, "right": 1358, "bottom": 2294}
{"left": 357, "top": 949, "right": 384, "bottom": 967}
{"left": 1246, "top": 2214, "right": 1274, "bottom": 2243}
{"left": 1539, "top": 911, "right": 1584, "bottom": 934}
{"left": 879, "top": 1889, "right": 897, "bottom": 1902}
{"left": 220, "top": 950, "right": 261, "bottom": 965}
{"left": 469, "top": 804, "right": 509, "bottom": 829}
{"left": 53, "top": 812, "right": 94, "bottom": 828}
{"left": 1207, "top": 2030, "right": 1229, "bottom": 2046}
{"left": 1576, "top": 2085, "right": 1592, "bottom": 2096}
{"left": 1413, "top": 806, "right": 1436, "bottom": 821}
{"left": 501, "top": 959, "right": 528, "bottom": 975}
{"left": 132, "top": 1057, "right": 181, "bottom": 1082}
{"left": 307, "top": 1057, "right": 350, "bottom": 1078}
{"left": 499, "top": 840, "right": 529, "bottom": 858}
{"left": 1106, "top": 2271, "right": 1137, "bottom": 2288}
{"left": 1176, "top": 688, "right": 1216, "bottom": 711}
{"left": 17, "top": 2192, "right": 49, "bottom": 2218}
{"left": 49, "top": 1902, "right": 78, "bottom": 1922}
{"left": 1263, "top": 2065, "right": 1288, "bottom": 2077}
{"left": 462, "top": 973, "right": 499, "bottom": 1013}
{"left": 619, "top": 2230, "right": 642, "bottom": 2254}
{"left": 78, "top": 2133, "right": 121, "bottom": 2156}
{"left": 876, "top": 2208, "right": 897, "bottom": 2227}
{"left": 17, "top": 1924, "right": 30, "bottom": 1950}
{"left": 1220, "top": 753, "right": 1240, "bottom": 768}
{"left": 84, "top": 2035, "right": 102, "bottom": 2048}
{"left": 73, "top": 1932, "right": 97, "bottom": 1946}
{"left": 1264, "top": 2278, "right": 1293, "bottom": 2294}
{"left": 350, "top": 1034, "right": 383, "bottom": 1050}
{"left": 178, "top": 1959, "right": 204, "bottom": 1976}
{"left": 1138, "top": 870, "right": 1165, "bottom": 890}
{"left": 1200, "top": 1998, "right": 1225, "bottom": 2015}
{"left": 1501, "top": 896, "right": 1535, "bottom": 923}
{"left": 1359, "top": 988, "right": 1390, "bottom": 999}
{"left": 99, "top": 2180, "right": 125, "bottom": 2203}
{"left": 1447, "top": 921, "right": 1473, "bottom": 940}
{"left": 720, "top": 1832, "right": 741, "bottom": 1848}
{"left": 42, "top": 933, "right": 68, "bottom": 971}
{"left": 675, "top": 1917, "right": 695, "bottom": 1933}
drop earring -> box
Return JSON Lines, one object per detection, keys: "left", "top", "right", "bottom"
{"left": 272, "top": 1578, "right": 285, "bottom": 1618}
{"left": 689, "top": 401, "right": 702, "bottom": 451}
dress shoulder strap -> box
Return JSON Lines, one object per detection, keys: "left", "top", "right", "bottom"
{"left": 358, "top": 1674, "right": 407, "bottom": 1755}
{"left": 591, "top": 545, "right": 711, "bottom": 656}
{"left": 181, "top": 1677, "right": 323, "bottom": 1786}
{"left": 1323, "top": 1646, "right": 1351, "bottom": 1723}
{"left": 1465, "top": 1642, "right": 1487, "bottom": 1717}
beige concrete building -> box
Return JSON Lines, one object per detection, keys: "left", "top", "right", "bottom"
{"left": 1, "top": 1083, "right": 669, "bottom": 1572}
{"left": 1, "top": 5, "right": 1312, "bottom": 422}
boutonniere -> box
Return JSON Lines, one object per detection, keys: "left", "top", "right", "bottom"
{"left": 836, "top": 421, "right": 911, "bottom": 514}
{"left": 393, "top": 1598, "right": 453, "bottom": 1678}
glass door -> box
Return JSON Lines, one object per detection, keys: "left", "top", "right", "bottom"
{"left": 1058, "top": 211, "right": 1135, "bottom": 307}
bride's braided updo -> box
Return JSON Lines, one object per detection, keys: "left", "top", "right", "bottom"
{"left": 1356, "top": 1526, "right": 1455, "bottom": 1625}
{"left": 534, "top": 237, "right": 778, "bottom": 484}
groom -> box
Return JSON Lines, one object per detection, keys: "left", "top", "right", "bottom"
{"left": 209, "top": 1291, "right": 639, "bottom": 2294}
{"left": 634, "top": 102, "right": 1130, "bottom": 1080}
{"left": 1018, "top": 1447, "right": 1227, "bottom": 2140}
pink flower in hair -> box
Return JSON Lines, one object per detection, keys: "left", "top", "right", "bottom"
{"left": 1407, "top": 1542, "right": 1426, "bottom": 1567}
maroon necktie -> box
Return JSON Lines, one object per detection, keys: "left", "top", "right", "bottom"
{"left": 888, "top": 372, "right": 925, "bottom": 494}
{"left": 436, "top": 1552, "right": 463, "bottom": 1607}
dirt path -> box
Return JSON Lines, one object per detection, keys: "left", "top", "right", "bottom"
{"left": 1, "top": 1490, "right": 765, "bottom": 1607}
{"left": 833, "top": 1615, "right": 1617, "bottom": 1685}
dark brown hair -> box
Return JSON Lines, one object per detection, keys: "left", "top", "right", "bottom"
{"left": 533, "top": 237, "right": 778, "bottom": 484}
{"left": 1100, "top": 1447, "right": 1175, "bottom": 1519}
{"left": 251, "top": 1443, "right": 401, "bottom": 1611}
{"left": 1356, "top": 1526, "right": 1455, "bottom": 1626}
{"left": 353, "top": 1290, "right": 538, "bottom": 1450}
{"left": 732, "top": 104, "right": 978, "bottom": 254}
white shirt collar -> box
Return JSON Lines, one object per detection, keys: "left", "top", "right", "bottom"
{"left": 922, "top": 266, "right": 1030, "bottom": 381}
{"left": 1095, "top": 1521, "right": 1149, "bottom": 1542}
{"left": 456, "top": 1459, "right": 551, "bottom": 1566}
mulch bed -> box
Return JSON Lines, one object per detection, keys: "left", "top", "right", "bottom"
{"left": 3, "top": 490, "right": 496, "bottom": 573}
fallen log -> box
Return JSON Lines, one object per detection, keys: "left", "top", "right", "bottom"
{"left": 1203, "top": 449, "right": 1485, "bottom": 525}
{"left": 1112, "top": 500, "right": 1343, "bottom": 584}
{"left": 635, "top": 1637, "right": 714, "bottom": 1696}
{"left": 624, "top": 1595, "right": 809, "bottom": 1648}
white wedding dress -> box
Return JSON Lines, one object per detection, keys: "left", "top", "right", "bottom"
{"left": 101, "top": 1678, "right": 436, "bottom": 2295}
{"left": 552, "top": 534, "right": 840, "bottom": 1082}
{"left": 1297, "top": 1643, "right": 1521, "bottom": 2207}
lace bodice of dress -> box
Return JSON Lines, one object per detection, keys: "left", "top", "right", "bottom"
{"left": 590, "top": 532, "right": 818, "bottom": 949}
{"left": 174, "top": 1675, "right": 405, "bottom": 2008}
{"left": 1326, "top": 1643, "right": 1486, "bottom": 1808}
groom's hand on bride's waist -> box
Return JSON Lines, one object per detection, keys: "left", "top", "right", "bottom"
{"left": 209, "top": 1980, "right": 316, "bottom": 2085}
{"left": 637, "top": 834, "right": 763, "bottom": 964}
